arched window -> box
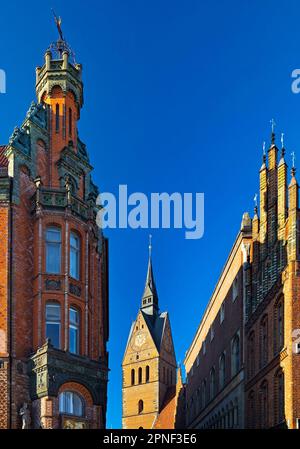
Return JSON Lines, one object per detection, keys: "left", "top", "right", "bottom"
{"left": 259, "top": 380, "right": 268, "bottom": 428}
{"left": 46, "top": 227, "right": 61, "bottom": 274}
{"left": 138, "top": 400, "right": 144, "bottom": 414}
{"left": 59, "top": 391, "right": 84, "bottom": 417}
{"left": 55, "top": 103, "right": 60, "bottom": 132}
{"left": 275, "top": 300, "right": 284, "bottom": 353}
{"left": 248, "top": 331, "right": 255, "bottom": 379}
{"left": 69, "top": 107, "right": 72, "bottom": 136}
{"left": 260, "top": 316, "right": 268, "bottom": 367}
{"left": 69, "top": 307, "right": 80, "bottom": 354}
{"left": 219, "top": 353, "right": 225, "bottom": 390}
{"left": 145, "top": 365, "right": 150, "bottom": 383}
{"left": 70, "top": 232, "right": 80, "bottom": 280}
{"left": 138, "top": 367, "right": 142, "bottom": 384}
{"left": 210, "top": 367, "right": 216, "bottom": 400}
{"left": 275, "top": 369, "right": 284, "bottom": 425}
{"left": 45, "top": 302, "right": 61, "bottom": 348}
{"left": 201, "top": 379, "right": 207, "bottom": 408}
{"left": 231, "top": 334, "right": 240, "bottom": 376}
{"left": 131, "top": 369, "right": 135, "bottom": 386}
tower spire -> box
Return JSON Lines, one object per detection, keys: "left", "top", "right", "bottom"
{"left": 141, "top": 235, "right": 159, "bottom": 315}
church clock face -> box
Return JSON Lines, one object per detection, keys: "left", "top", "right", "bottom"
{"left": 135, "top": 333, "right": 146, "bottom": 348}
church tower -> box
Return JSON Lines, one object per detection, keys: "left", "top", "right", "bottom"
{"left": 122, "top": 240, "right": 177, "bottom": 429}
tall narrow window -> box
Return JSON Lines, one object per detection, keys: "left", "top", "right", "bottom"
{"left": 69, "top": 107, "right": 72, "bottom": 136}
{"left": 248, "top": 391, "right": 255, "bottom": 429}
{"left": 248, "top": 331, "right": 255, "bottom": 379}
{"left": 231, "top": 334, "right": 240, "bottom": 376}
{"left": 70, "top": 232, "right": 80, "bottom": 280}
{"left": 146, "top": 365, "right": 150, "bottom": 383}
{"left": 45, "top": 302, "right": 61, "bottom": 348}
{"left": 201, "top": 379, "right": 207, "bottom": 408}
{"left": 55, "top": 103, "right": 60, "bottom": 132}
{"left": 260, "top": 316, "right": 268, "bottom": 367}
{"left": 275, "top": 370, "right": 284, "bottom": 424}
{"left": 275, "top": 301, "right": 284, "bottom": 353}
{"left": 259, "top": 380, "right": 268, "bottom": 428}
{"left": 138, "top": 400, "right": 144, "bottom": 414}
{"left": 46, "top": 227, "right": 61, "bottom": 274}
{"left": 219, "top": 353, "right": 225, "bottom": 390}
{"left": 131, "top": 369, "right": 135, "bottom": 386}
{"left": 210, "top": 367, "right": 216, "bottom": 400}
{"left": 138, "top": 367, "right": 142, "bottom": 384}
{"left": 69, "top": 307, "right": 80, "bottom": 354}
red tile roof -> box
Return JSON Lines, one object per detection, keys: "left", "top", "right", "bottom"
{"left": 0, "top": 146, "right": 8, "bottom": 167}
{"left": 154, "top": 386, "right": 177, "bottom": 429}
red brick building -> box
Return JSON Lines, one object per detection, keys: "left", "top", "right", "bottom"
{"left": 0, "top": 33, "right": 109, "bottom": 429}
{"left": 184, "top": 131, "right": 300, "bottom": 429}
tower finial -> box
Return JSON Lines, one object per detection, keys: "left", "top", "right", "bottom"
{"left": 270, "top": 118, "right": 276, "bottom": 145}
{"left": 281, "top": 132, "right": 285, "bottom": 158}
{"left": 254, "top": 193, "right": 258, "bottom": 215}
{"left": 262, "top": 141, "right": 266, "bottom": 163}
{"left": 148, "top": 234, "right": 152, "bottom": 259}
{"left": 291, "top": 151, "right": 296, "bottom": 177}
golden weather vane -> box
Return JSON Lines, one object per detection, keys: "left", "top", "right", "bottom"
{"left": 52, "top": 9, "right": 64, "bottom": 41}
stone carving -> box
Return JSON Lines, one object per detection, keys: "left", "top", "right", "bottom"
{"left": 45, "top": 279, "right": 61, "bottom": 291}
{"left": 69, "top": 283, "right": 81, "bottom": 297}
{"left": 19, "top": 403, "right": 31, "bottom": 429}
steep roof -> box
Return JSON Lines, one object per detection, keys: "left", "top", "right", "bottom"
{"left": 0, "top": 146, "right": 8, "bottom": 167}
{"left": 142, "top": 310, "right": 167, "bottom": 351}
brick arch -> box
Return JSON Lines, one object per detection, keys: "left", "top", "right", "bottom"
{"left": 58, "top": 382, "right": 93, "bottom": 407}
{"left": 50, "top": 85, "right": 63, "bottom": 97}
{"left": 19, "top": 163, "right": 31, "bottom": 177}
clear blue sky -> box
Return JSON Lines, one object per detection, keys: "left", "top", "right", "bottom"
{"left": 1, "top": 0, "right": 300, "bottom": 429}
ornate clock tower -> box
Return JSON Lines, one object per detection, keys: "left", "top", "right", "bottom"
{"left": 122, "top": 242, "right": 177, "bottom": 429}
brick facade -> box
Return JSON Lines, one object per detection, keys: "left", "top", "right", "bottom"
{"left": 0, "top": 36, "right": 109, "bottom": 428}
{"left": 184, "top": 134, "right": 300, "bottom": 429}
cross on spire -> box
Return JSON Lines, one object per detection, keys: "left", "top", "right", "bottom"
{"left": 149, "top": 234, "right": 152, "bottom": 259}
